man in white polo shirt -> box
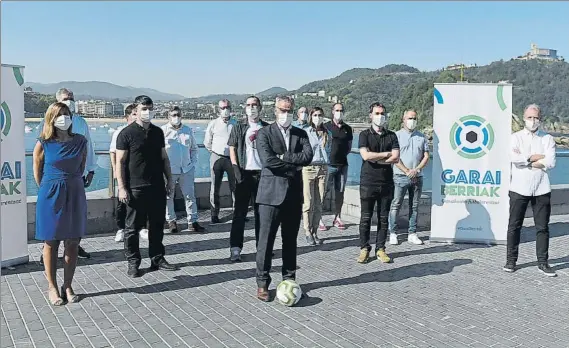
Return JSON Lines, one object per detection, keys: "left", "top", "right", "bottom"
{"left": 505, "top": 104, "right": 556, "bottom": 277}
{"left": 204, "top": 99, "right": 236, "bottom": 223}
{"left": 162, "top": 106, "right": 205, "bottom": 233}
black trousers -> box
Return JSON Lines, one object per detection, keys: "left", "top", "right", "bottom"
{"left": 230, "top": 170, "right": 261, "bottom": 249}
{"left": 256, "top": 191, "right": 302, "bottom": 288}
{"left": 506, "top": 191, "right": 551, "bottom": 264}
{"left": 116, "top": 199, "right": 127, "bottom": 230}
{"left": 210, "top": 154, "right": 236, "bottom": 217}
{"left": 124, "top": 186, "right": 166, "bottom": 267}
{"left": 359, "top": 184, "right": 394, "bottom": 252}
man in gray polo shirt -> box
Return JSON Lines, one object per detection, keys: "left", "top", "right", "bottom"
{"left": 388, "top": 109, "right": 429, "bottom": 245}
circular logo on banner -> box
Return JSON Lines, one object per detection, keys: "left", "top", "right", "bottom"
{"left": 449, "top": 114, "right": 494, "bottom": 159}
{"left": 1, "top": 101, "right": 12, "bottom": 140}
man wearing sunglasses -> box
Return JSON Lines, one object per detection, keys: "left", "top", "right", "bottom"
{"left": 204, "top": 99, "right": 236, "bottom": 223}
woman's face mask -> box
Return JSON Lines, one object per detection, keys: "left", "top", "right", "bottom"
{"left": 54, "top": 114, "right": 72, "bottom": 131}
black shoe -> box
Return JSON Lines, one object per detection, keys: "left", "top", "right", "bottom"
{"left": 149, "top": 259, "right": 178, "bottom": 271}
{"left": 503, "top": 261, "right": 516, "bottom": 272}
{"left": 538, "top": 263, "right": 557, "bottom": 277}
{"left": 190, "top": 222, "right": 206, "bottom": 233}
{"left": 211, "top": 216, "right": 220, "bottom": 224}
{"left": 305, "top": 235, "right": 316, "bottom": 246}
{"left": 244, "top": 217, "right": 250, "bottom": 222}
{"left": 313, "top": 234, "right": 322, "bottom": 245}
{"left": 78, "top": 246, "right": 91, "bottom": 259}
{"left": 39, "top": 254, "right": 44, "bottom": 266}
{"left": 127, "top": 265, "right": 141, "bottom": 278}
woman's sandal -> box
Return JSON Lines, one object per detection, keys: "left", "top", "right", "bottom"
{"left": 48, "top": 287, "right": 64, "bottom": 306}
{"left": 61, "top": 286, "right": 80, "bottom": 303}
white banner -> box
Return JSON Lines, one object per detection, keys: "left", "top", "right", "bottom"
{"left": 431, "top": 83, "right": 512, "bottom": 244}
{"left": 1, "top": 64, "right": 28, "bottom": 266}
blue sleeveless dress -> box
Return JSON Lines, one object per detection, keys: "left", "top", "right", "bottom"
{"left": 35, "top": 135, "right": 88, "bottom": 241}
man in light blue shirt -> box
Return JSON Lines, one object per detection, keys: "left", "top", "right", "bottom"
{"left": 162, "top": 106, "right": 205, "bottom": 233}
{"left": 38, "top": 88, "right": 97, "bottom": 262}
{"left": 388, "top": 110, "right": 429, "bottom": 245}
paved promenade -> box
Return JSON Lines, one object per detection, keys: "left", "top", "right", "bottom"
{"left": 2, "top": 211, "right": 569, "bottom": 348}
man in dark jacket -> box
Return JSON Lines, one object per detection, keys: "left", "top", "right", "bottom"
{"left": 227, "top": 95, "right": 269, "bottom": 262}
{"left": 254, "top": 96, "right": 313, "bottom": 302}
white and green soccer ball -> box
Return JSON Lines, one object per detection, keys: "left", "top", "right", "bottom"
{"left": 276, "top": 280, "right": 302, "bottom": 307}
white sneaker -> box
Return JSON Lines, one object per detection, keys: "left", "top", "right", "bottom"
{"left": 389, "top": 233, "right": 399, "bottom": 245}
{"left": 114, "top": 229, "right": 124, "bottom": 242}
{"left": 407, "top": 233, "right": 423, "bottom": 245}
{"left": 139, "top": 229, "right": 149, "bottom": 240}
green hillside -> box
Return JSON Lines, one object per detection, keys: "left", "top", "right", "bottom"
{"left": 287, "top": 60, "right": 569, "bottom": 132}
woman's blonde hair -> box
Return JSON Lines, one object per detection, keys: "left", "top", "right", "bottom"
{"left": 39, "top": 102, "right": 73, "bottom": 140}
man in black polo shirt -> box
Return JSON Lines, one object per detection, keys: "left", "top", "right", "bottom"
{"left": 357, "top": 102, "right": 400, "bottom": 264}
{"left": 116, "top": 95, "right": 178, "bottom": 277}
{"left": 323, "top": 102, "right": 353, "bottom": 231}
{"left": 227, "top": 95, "right": 269, "bottom": 262}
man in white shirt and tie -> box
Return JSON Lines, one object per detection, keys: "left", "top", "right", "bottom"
{"left": 38, "top": 87, "right": 96, "bottom": 262}
{"left": 162, "top": 107, "right": 205, "bottom": 233}
{"left": 204, "top": 99, "right": 236, "bottom": 223}
{"left": 505, "top": 104, "right": 557, "bottom": 276}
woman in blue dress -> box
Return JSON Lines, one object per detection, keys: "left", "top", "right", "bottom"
{"left": 33, "top": 102, "right": 87, "bottom": 306}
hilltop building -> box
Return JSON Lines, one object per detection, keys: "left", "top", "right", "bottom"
{"left": 515, "top": 43, "right": 564, "bottom": 62}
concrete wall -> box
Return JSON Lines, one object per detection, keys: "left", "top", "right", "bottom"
{"left": 341, "top": 185, "right": 569, "bottom": 229}
{"left": 26, "top": 178, "right": 233, "bottom": 240}
{"left": 25, "top": 181, "right": 569, "bottom": 240}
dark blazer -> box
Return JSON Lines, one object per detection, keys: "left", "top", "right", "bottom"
{"left": 256, "top": 123, "right": 313, "bottom": 206}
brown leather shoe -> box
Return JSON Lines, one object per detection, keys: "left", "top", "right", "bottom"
{"left": 257, "top": 287, "right": 270, "bottom": 302}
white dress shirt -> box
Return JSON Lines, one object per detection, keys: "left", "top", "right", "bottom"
{"left": 510, "top": 129, "right": 556, "bottom": 197}
{"left": 204, "top": 117, "right": 233, "bottom": 156}
{"left": 161, "top": 123, "right": 199, "bottom": 175}
{"left": 37, "top": 114, "right": 97, "bottom": 174}
{"left": 109, "top": 125, "right": 127, "bottom": 153}
{"left": 278, "top": 124, "right": 291, "bottom": 151}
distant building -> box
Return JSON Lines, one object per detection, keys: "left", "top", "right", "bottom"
{"left": 24, "top": 86, "right": 33, "bottom": 93}
{"left": 262, "top": 101, "right": 275, "bottom": 106}
{"left": 444, "top": 63, "right": 477, "bottom": 71}
{"left": 76, "top": 100, "right": 113, "bottom": 117}
{"left": 515, "top": 43, "right": 564, "bottom": 61}
{"left": 318, "top": 90, "right": 326, "bottom": 97}
{"left": 302, "top": 92, "right": 319, "bottom": 97}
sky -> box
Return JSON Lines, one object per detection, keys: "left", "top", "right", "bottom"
{"left": 2, "top": 1, "right": 568, "bottom": 98}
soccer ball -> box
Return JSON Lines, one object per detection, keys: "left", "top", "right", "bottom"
{"left": 276, "top": 280, "right": 302, "bottom": 307}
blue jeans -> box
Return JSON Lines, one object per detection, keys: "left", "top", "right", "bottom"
{"left": 388, "top": 175, "right": 423, "bottom": 234}
{"left": 325, "top": 165, "right": 348, "bottom": 215}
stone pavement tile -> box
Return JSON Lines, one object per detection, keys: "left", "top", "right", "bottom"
{"left": 2, "top": 213, "right": 569, "bottom": 348}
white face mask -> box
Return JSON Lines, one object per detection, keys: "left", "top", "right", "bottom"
{"left": 170, "top": 116, "right": 181, "bottom": 126}
{"left": 312, "top": 116, "right": 322, "bottom": 126}
{"left": 54, "top": 115, "right": 72, "bottom": 131}
{"left": 525, "top": 119, "right": 540, "bottom": 131}
{"left": 220, "top": 109, "right": 231, "bottom": 120}
{"left": 372, "top": 115, "right": 387, "bottom": 127}
{"left": 246, "top": 106, "right": 259, "bottom": 120}
{"left": 277, "top": 112, "right": 293, "bottom": 128}
{"left": 139, "top": 109, "right": 155, "bottom": 122}
{"left": 333, "top": 111, "right": 343, "bottom": 121}
{"left": 299, "top": 112, "right": 307, "bottom": 121}
{"left": 62, "top": 100, "right": 75, "bottom": 114}
{"left": 405, "top": 119, "right": 417, "bottom": 130}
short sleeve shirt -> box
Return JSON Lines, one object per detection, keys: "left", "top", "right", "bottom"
{"left": 393, "top": 129, "right": 429, "bottom": 177}
{"left": 116, "top": 122, "right": 165, "bottom": 189}
{"left": 358, "top": 127, "right": 400, "bottom": 186}
{"left": 324, "top": 121, "right": 353, "bottom": 166}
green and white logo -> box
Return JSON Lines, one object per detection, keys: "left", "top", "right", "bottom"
{"left": 449, "top": 114, "right": 495, "bottom": 159}
{"left": 1, "top": 101, "right": 12, "bottom": 140}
